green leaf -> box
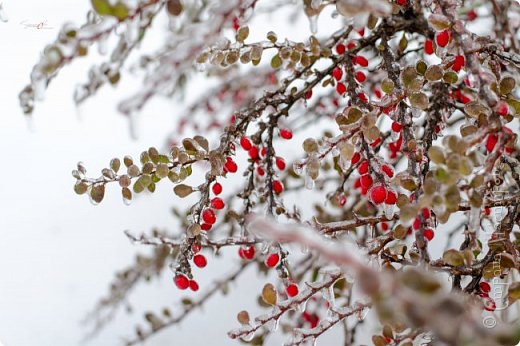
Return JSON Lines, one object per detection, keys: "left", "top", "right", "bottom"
{"left": 91, "top": 0, "right": 111, "bottom": 15}
{"left": 506, "top": 98, "right": 520, "bottom": 115}
{"left": 509, "top": 282, "right": 520, "bottom": 300}
{"left": 112, "top": 2, "right": 130, "bottom": 20}
{"left": 271, "top": 54, "right": 282, "bottom": 69}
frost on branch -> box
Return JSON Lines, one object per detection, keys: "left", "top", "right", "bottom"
{"left": 22, "top": 0, "right": 520, "bottom": 345}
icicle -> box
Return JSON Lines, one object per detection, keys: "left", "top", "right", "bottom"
{"left": 383, "top": 203, "right": 395, "bottom": 219}
{"left": 304, "top": 175, "right": 315, "bottom": 190}
{"left": 468, "top": 206, "right": 480, "bottom": 232}
{"left": 308, "top": 15, "right": 318, "bottom": 35}
{"left": 0, "top": 3, "right": 8, "bottom": 22}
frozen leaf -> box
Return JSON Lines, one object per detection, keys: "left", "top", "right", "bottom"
{"left": 409, "top": 92, "right": 428, "bottom": 110}
{"left": 74, "top": 182, "right": 88, "bottom": 195}
{"left": 428, "top": 14, "right": 451, "bottom": 30}
{"left": 90, "top": 184, "right": 105, "bottom": 204}
{"left": 428, "top": 146, "right": 445, "bottom": 164}
{"left": 112, "top": 2, "right": 129, "bottom": 20}
{"left": 110, "top": 158, "right": 121, "bottom": 173}
{"left": 381, "top": 78, "right": 394, "bottom": 94}
{"left": 499, "top": 76, "right": 515, "bottom": 95}
{"left": 166, "top": 0, "right": 183, "bottom": 16}
{"left": 91, "top": 0, "right": 111, "bottom": 15}
{"left": 508, "top": 283, "right": 520, "bottom": 300}
{"left": 156, "top": 163, "right": 169, "bottom": 179}
{"left": 271, "top": 55, "right": 282, "bottom": 69}
{"left": 425, "top": 65, "right": 443, "bottom": 81}
{"left": 401, "top": 66, "right": 417, "bottom": 89}
{"left": 237, "top": 311, "right": 250, "bottom": 325}
{"left": 236, "top": 26, "right": 249, "bottom": 42}
{"left": 372, "top": 335, "right": 387, "bottom": 346}
{"left": 174, "top": 184, "right": 193, "bottom": 197}
{"left": 122, "top": 187, "right": 132, "bottom": 202}
{"left": 267, "top": 31, "right": 277, "bottom": 43}
{"left": 261, "top": 283, "right": 277, "bottom": 306}
{"left": 443, "top": 71, "right": 458, "bottom": 84}
{"left": 193, "top": 136, "right": 209, "bottom": 152}
{"left": 443, "top": 249, "right": 464, "bottom": 266}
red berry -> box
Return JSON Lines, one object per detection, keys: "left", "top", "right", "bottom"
{"left": 486, "top": 134, "right": 498, "bottom": 152}
{"left": 436, "top": 30, "right": 450, "bottom": 48}
{"left": 355, "top": 71, "right": 366, "bottom": 83}
{"left": 385, "top": 190, "right": 397, "bottom": 204}
{"left": 424, "top": 39, "right": 434, "bottom": 55}
{"left": 240, "top": 136, "right": 252, "bottom": 150}
{"left": 358, "top": 92, "right": 368, "bottom": 103}
{"left": 193, "top": 254, "right": 207, "bottom": 268}
{"left": 381, "top": 222, "right": 389, "bottom": 231}
{"left": 424, "top": 228, "right": 434, "bottom": 241}
{"left": 381, "top": 164, "right": 394, "bottom": 178}
{"left": 275, "top": 157, "right": 286, "bottom": 170}
{"left": 422, "top": 208, "right": 431, "bottom": 219}
{"left": 332, "top": 67, "right": 343, "bottom": 81}
{"left": 497, "top": 102, "right": 509, "bottom": 116}
{"left": 265, "top": 253, "right": 280, "bottom": 268}
{"left": 336, "top": 82, "right": 347, "bottom": 95}
{"left": 360, "top": 174, "right": 373, "bottom": 189}
{"left": 335, "top": 43, "right": 346, "bottom": 55}
{"left": 192, "top": 242, "right": 202, "bottom": 253}
{"left": 202, "top": 208, "right": 216, "bottom": 224}
{"left": 224, "top": 157, "right": 238, "bottom": 173}
{"left": 391, "top": 121, "right": 403, "bottom": 132}
{"left": 337, "top": 194, "right": 347, "bottom": 206}
{"left": 257, "top": 166, "right": 265, "bottom": 176}
{"left": 280, "top": 129, "right": 293, "bottom": 140}
{"left": 358, "top": 160, "right": 369, "bottom": 174}
{"left": 484, "top": 207, "right": 491, "bottom": 216}
{"left": 239, "top": 246, "right": 255, "bottom": 260}
{"left": 396, "top": 0, "right": 407, "bottom": 6}
{"left": 189, "top": 280, "right": 199, "bottom": 291}
{"left": 273, "top": 180, "right": 284, "bottom": 194}
{"left": 467, "top": 9, "right": 477, "bottom": 21}
{"left": 201, "top": 223, "right": 212, "bottom": 231}
{"left": 370, "top": 185, "right": 387, "bottom": 204}
{"left": 232, "top": 17, "right": 240, "bottom": 31}
{"left": 353, "top": 55, "right": 368, "bottom": 67}
{"left": 351, "top": 152, "right": 361, "bottom": 165}
{"left": 212, "top": 182, "right": 223, "bottom": 195}
{"left": 452, "top": 55, "right": 465, "bottom": 72}
{"left": 484, "top": 297, "right": 496, "bottom": 311}
{"left": 286, "top": 284, "right": 299, "bottom": 297}
{"left": 261, "top": 147, "right": 267, "bottom": 157}
{"left": 356, "top": 27, "right": 365, "bottom": 37}
{"left": 480, "top": 282, "right": 491, "bottom": 293}
{"left": 174, "top": 274, "right": 189, "bottom": 290}
{"left": 413, "top": 217, "right": 421, "bottom": 230}
{"left": 248, "top": 146, "right": 259, "bottom": 159}
{"left": 305, "top": 89, "right": 313, "bottom": 99}
{"left": 371, "top": 138, "right": 382, "bottom": 148}
{"left": 211, "top": 197, "right": 225, "bottom": 209}
{"left": 347, "top": 41, "right": 356, "bottom": 50}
